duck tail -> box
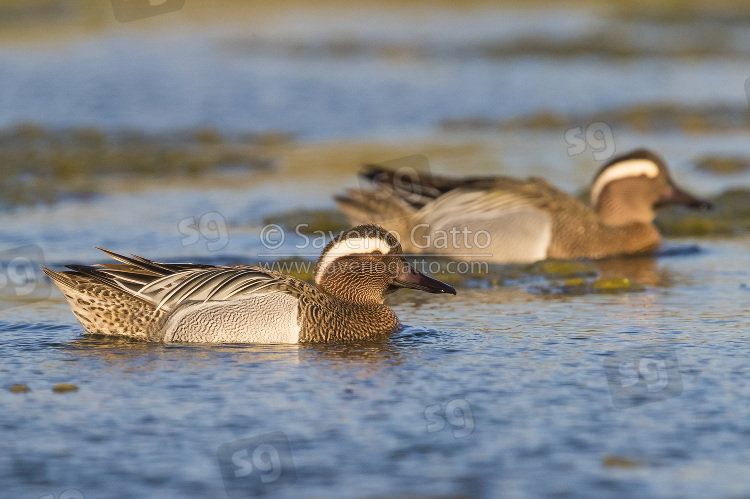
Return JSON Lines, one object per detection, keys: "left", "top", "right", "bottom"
{"left": 334, "top": 188, "right": 415, "bottom": 238}
{"left": 42, "top": 265, "right": 162, "bottom": 340}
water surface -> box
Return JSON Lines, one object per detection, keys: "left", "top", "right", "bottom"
{"left": 2, "top": 3, "right": 750, "bottom": 498}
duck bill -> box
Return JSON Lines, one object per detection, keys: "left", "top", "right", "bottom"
{"left": 657, "top": 183, "right": 713, "bottom": 210}
{"left": 393, "top": 266, "right": 457, "bottom": 295}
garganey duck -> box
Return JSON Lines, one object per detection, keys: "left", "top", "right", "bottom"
{"left": 336, "top": 149, "right": 712, "bottom": 263}
{"left": 43, "top": 224, "right": 456, "bottom": 343}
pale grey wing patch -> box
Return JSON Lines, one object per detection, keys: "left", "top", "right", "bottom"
{"left": 164, "top": 294, "right": 301, "bottom": 343}
{"left": 464, "top": 211, "right": 551, "bottom": 263}
{"left": 416, "top": 189, "right": 552, "bottom": 263}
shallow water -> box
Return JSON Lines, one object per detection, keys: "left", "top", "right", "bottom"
{"left": 3, "top": 3, "right": 750, "bottom": 499}
{"left": 1, "top": 9, "right": 749, "bottom": 141}
{"left": 3, "top": 236, "right": 750, "bottom": 499}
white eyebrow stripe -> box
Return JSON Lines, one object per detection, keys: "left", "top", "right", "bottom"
{"left": 591, "top": 159, "right": 660, "bottom": 205}
{"left": 315, "top": 237, "right": 392, "bottom": 284}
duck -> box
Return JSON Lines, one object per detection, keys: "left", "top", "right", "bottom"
{"left": 335, "top": 148, "right": 712, "bottom": 263}
{"left": 42, "top": 224, "right": 456, "bottom": 343}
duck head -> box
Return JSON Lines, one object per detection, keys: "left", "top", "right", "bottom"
{"left": 591, "top": 148, "right": 712, "bottom": 227}
{"left": 314, "top": 224, "right": 456, "bottom": 305}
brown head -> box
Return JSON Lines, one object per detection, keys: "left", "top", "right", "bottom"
{"left": 313, "top": 224, "right": 456, "bottom": 305}
{"left": 591, "top": 148, "right": 712, "bottom": 227}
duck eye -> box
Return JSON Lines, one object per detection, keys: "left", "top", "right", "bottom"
{"left": 372, "top": 250, "right": 383, "bottom": 255}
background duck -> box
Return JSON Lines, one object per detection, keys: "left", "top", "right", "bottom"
{"left": 42, "top": 224, "right": 456, "bottom": 343}
{"left": 336, "top": 149, "right": 712, "bottom": 263}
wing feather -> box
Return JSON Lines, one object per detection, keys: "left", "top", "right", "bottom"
{"left": 61, "top": 249, "right": 300, "bottom": 314}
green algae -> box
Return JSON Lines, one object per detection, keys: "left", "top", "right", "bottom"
{"left": 590, "top": 277, "right": 645, "bottom": 293}
{"left": 602, "top": 455, "right": 644, "bottom": 469}
{"left": 52, "top": 383, "right": 78, "bottom": 393}
{"left": 417, "top": 258, "right": 645, "bottom": 295}
{"left": 524, "top": 259, "right": 599, "bottom": 279}
{"left": 657, "top": 189, "right": 750, "bottom": 237}
{"left": 0, "top": 124, "right": 278, "bottom": 208}
{"left": 226, "top": 22, "right": 740, "bottom": 63}
{"left": 513, "top": 259, "right": 645, "bottom": 295}
{"left": 695, "top": 156, "right": 750, "bottom": 174}
{"left": 263, "top": 209, "right": 350, "bottom": 236}
{"left": 531, "top": 274, "right": 645, "bottom": 295}
{"left": 444, "top": 104, "right": 750, "bottom": 135}
{"left": 563, "top": 277, "right": 586, "bottom": 288}
{"left": 558, "top": 277, "right": 588, "bottom": 295}
{"left": 480, "top": 33, "right": 731, "bottom": 60}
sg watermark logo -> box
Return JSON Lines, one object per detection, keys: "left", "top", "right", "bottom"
{"left": 424, "top": 398, "right": 475, "bottom": 438}
{"left": 0, "top": 244, "right": 50, "bottom": 310}
{"left": 564, "top": 121, "right": 616, "bottom": 161}
{"left": 39, "top": 489, "right": 84, "bottom": 499}
{"left": 604, "top": 345, "right": 683, "bottom": 409}
{"left": 178, "top": 212, "right": 229, "bottom": 252}
{"left": 111, "top": 0, "right": 185, "bottom": 23}
{"left": 218, "top": 432, "right": 296, "bottom": 498}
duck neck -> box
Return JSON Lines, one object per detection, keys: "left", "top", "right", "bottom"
{"left": 315, "top": 274, "right": 387, "bottom": 306}
{"left": 298, "top": 296, "right": 399, "bottom": 342}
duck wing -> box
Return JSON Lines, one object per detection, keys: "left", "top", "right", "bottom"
{"left": 62, "top": 249, "right": 303, "bottom": 314}
{"left": 360, "top": 164, "right": 500, "bottom": 209}
{"left": 410, "top": 180, "right": 597, "bottom": 263}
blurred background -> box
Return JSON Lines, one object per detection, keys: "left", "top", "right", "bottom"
{"left": 4, "top": 3, "right": 750, "bottom": 499}
{"left": 1, "top": 0, "right": 749, "bottom": 262}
